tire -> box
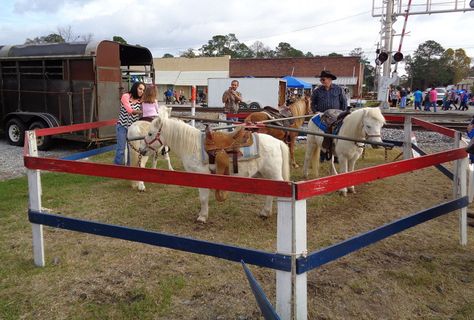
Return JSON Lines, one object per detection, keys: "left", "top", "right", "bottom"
{"left": 239, "top": 102, "right": 248, "bottom": 110}
{"left": 5, "top": 118, "right": 26, "bottom": 146}
{"left": 249, "top": 102, "right": 261, "bottom": 110}
{"left": 29, "top": 121, "right": 53, "bottom": 151}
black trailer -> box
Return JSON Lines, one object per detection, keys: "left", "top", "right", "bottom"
{"left": 0, "top": 40, "right": 154, "bottom": 149}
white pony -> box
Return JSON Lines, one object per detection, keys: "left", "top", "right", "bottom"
{"left": 140, "top": 107, "right": 290, "bottom": 223}
{"left": 127, "top": 120, "right": 174, "bottom": 191}
{"left": 303, "top": 107, "right": 386, "bottom": 196}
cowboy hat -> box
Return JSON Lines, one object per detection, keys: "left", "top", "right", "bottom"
{"left": 319, "top": 70, "right": 337, "bottom": 80}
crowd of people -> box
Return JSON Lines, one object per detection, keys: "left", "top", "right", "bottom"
{"left": 388, "top": 85, "right": 473, "bottom": 112}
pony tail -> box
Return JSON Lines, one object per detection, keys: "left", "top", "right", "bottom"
{"left": 311, "top": 143, "right": 320, "bottom": 177}
{"left": 280, "top": 141, "right": 290, "bottom": 181}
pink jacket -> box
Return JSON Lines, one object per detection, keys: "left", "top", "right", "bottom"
{"left": 121, "top": 93, "right": 137, "bottom": 114}
{"left": 429, "top": 89, "right": 437, "bottom": 103}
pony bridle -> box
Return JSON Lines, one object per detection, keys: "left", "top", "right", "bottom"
{"left": 144, "top": 125, "right": 164, "bottom": 152}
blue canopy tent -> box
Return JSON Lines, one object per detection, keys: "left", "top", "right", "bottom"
{"left": 282, "top": 76, "right": 312, "bottom": 89}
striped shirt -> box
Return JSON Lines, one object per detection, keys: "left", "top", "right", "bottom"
{"left": 117, "top": 100, "right": 141, "bottom": 128}
{"left": 310, "top": 85, "right": 347, "bottom": 113}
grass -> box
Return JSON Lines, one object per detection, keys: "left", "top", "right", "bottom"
{"left": 1, "top": 144, "right": 474, "bottom": 319}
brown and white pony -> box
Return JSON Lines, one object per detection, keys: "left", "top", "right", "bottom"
{"left": 244, "top": 97, "right": 312, "bottom": 168}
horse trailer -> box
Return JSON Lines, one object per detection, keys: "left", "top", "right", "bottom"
{"left": 0, "top": 40, "right": 154, "bottom": 149}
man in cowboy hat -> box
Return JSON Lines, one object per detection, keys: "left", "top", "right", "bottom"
{"left": 310, "top": 70, "right": 348, "bottom": 113}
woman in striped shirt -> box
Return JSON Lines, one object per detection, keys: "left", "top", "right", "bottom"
{"left": 113, "top": 82, "right": 145, "bottom": 165}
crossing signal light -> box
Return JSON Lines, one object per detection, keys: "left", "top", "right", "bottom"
{"left": 393, "top": 51, "right": 404, "bottom": 62}
{"left": 376, "top": 51, "right": 388, "bottom": 65}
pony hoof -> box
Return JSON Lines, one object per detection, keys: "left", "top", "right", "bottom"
{"left": 196, "top": 216, "right": 207, "bottom": 224}
{"left": 292, "top": 164, "right": 300, "bottom": 169}
{"left": 348, "top": 188, "right": 356, "bottom": 194}
{"left": 338, "top": 190, "right": 347, "bottom": 197}
{"left": 137, "top": 182, "right": 146, "bottom": 192}
{"left": 258, "top": 210, "right": 271, "bottom": 219}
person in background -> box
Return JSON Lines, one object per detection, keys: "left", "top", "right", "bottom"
{"left": 114, "top": 81, "right": 145, "bottom": 165}
{"left": 466, "top": 116, "right": 474, "bottom": 163}
{"left": 413, "top": 88, "right": 423, "bottom": 111}
{"left": 428, "top": 87, "right": 438, "bottom": 112}
{"left": 310, "top": 70, "right": 347, "bottom": 112}
{"left": 389, "top": 86, "right": 398, "bottom": 108}
{"left": 460, "top": 91, "right": 469, "bottom": 111}
{"left": 140, "top": 85, "right": 160, "bottom": 121}
{"left": 222, "top": 80, "right": 242, "bottom": 122}
{"left": 164, "top": 88, "right": 173, "bottom": 104}
{"left": 399, "top": 87, "right": 407, "bottom": 109}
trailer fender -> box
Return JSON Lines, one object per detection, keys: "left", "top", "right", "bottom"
{"left": 3, "top": 112, "right": 59, "bottom": 150}
{"left": 3, "top": 112, "right": 60, "bottom": 129}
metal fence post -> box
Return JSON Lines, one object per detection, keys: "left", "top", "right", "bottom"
{"left": 27, "top": 130, "right": 45, "bottom": 266}
{"left": 276, "top": 196, "right": 307, "bottom": 319}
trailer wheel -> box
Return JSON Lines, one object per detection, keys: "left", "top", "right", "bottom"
{"left": 5, "top": 118, "right": 26, "bottom": 146}
{"left": 249, "top": 102, "right": 261, "bottom": 110}
{"left": 239, "top": 102, "right": 248, "bottom": 110}
{"left": 29, "top": 121, "right": 53, "bottom": 150}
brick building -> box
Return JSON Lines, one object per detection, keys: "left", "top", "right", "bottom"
{"left": 230, "top": 56, "right": 364, "bottom": 97}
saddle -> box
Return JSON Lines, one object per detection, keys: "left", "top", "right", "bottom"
{"left": 320, "top": 109, "right": 351, "bottom": 158}
{"left": 204, "top": 126, "right": 254, "bottom": 202}
{"left": 262, "top": 106, "right": 293, "bottom": 127}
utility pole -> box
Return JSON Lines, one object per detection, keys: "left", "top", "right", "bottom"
{"left": 372, "top": 0, "right": 474, "bottom": 108}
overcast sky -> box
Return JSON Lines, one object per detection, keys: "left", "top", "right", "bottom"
{"left": 1, "top": 0, "right": 473, "bottom": 70}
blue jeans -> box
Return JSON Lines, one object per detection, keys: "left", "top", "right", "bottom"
{"left": 431, "top": 102, "right": 437, "bottom": 112}
{"left": 400, "top": 96, "right": 406, "bottom": 108}
{"left": 114, "top": 124, "right": 129, "bottom": 165}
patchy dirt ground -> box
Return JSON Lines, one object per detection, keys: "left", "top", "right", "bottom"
{"left": 1, "top": 144, "right": 474, "bottom": 319}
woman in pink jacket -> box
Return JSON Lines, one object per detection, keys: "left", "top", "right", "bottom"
{"left": 429, "top": 87, "right": 438, "bottom": 112}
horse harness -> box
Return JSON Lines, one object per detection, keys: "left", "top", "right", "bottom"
{"left": 130, "top": 122, "right": 169, "bottom": 167}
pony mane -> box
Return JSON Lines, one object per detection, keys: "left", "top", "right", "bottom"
{"left": 289, "top": 98, "right": 311, "bottom": 117}
{"left": 340, "top": 107, "right": 385, "bottom": 138}
{"left": 160, "top": 117, "right": 202, "bottom": 156}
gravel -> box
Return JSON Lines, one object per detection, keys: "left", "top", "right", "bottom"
{"left": 0, "top": 135, "right": 89, "bottom": 181}
{"left": 0, "top": 128, "right": 462, "bottom": 181}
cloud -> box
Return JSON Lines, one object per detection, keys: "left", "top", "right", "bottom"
{"left": 13, "top": 0, "right": 94, "bottom": 13}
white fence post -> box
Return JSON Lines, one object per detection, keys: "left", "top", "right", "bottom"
{"left": 403, "top": 115, "right": 412, "bottom": 160}
{"left": 459, "top": 156, "right": 468, "bottom": 245}
{"left": 276, "top": 197, "right": 307, "bottom": 320}
{"left": 27, "top": 130, "right": 45, "bottom": 266}
{"left": 453, "top": 132, "right": 461, "bottom": 198}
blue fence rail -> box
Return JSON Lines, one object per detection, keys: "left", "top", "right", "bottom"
{"left": 28, "top": 210, "right": 292, "bottom": 272}
{"left": 296, "top": 197, "right": 468, "bottom": 274}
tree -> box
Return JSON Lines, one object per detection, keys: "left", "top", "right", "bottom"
{"left": 113, "top": 36, "right": 127, "bottom": 44}
{"left": 199, "top": 34, "right": 240, "bottom": 57}
{"left": 274, "top": 42, "right": 304, "bottom": 57}
{"left": 25, "top": 33, "right": 64, "bottom": 44}
{"left": 305, "top": 52, "right": 314, "bottom": 57}
{"left": 25, "top": 26, "right": 93, "bottom": 44}
{"left": 442, "top": 48, "right": 471, "bottom": 84}
{"left": 328, "top": 52, "right": 343, "bottom": 57}
{"left": 162, "top": 53, "right": 174, "bottom": 58}
{"left": 405, "top": 40, "right": 446, "bottom": 89}
{"left": 180, "top": 48, "right": 197, "bottom": 58}
{"left": 350, "top": 48, "right": 374, "bottom": 92}
{"left": 249, "top": 41, "right": 273, "bottom": 58}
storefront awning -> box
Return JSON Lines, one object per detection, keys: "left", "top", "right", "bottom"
{"left": 155, "top": 71, "right": 229, "bottom": 86}
{"left": 298, "top": 76, "right": 358, "bottom": 86}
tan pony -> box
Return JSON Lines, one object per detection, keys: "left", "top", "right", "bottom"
{"left": 244, "top": 96, "right": 312, "bottom": 168}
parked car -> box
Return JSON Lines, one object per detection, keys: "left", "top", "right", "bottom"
{"left": 425, "top": 87, "right": 446, "bottom": 105}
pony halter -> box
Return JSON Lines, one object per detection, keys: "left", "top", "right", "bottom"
{"left": 144, "top": 125, "right": 164, "bottom": 152}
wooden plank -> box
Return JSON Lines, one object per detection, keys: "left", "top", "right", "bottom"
{"left": 412, "top": 117, "right": 456, "bottom": 138}
{"left": 33, "top": 119, "right": 117, "bottom": 137}
{"left": 24, "top": 156, "right": 293, "bottom": 197}
{"left": 295, "top": 148, "right": 467, "bottom": 199}
{"left": 28, "top": 210, "right": 292, "bottom": 272}
{"left": 297, "top": 197, "right": 468, "bottom": 273}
